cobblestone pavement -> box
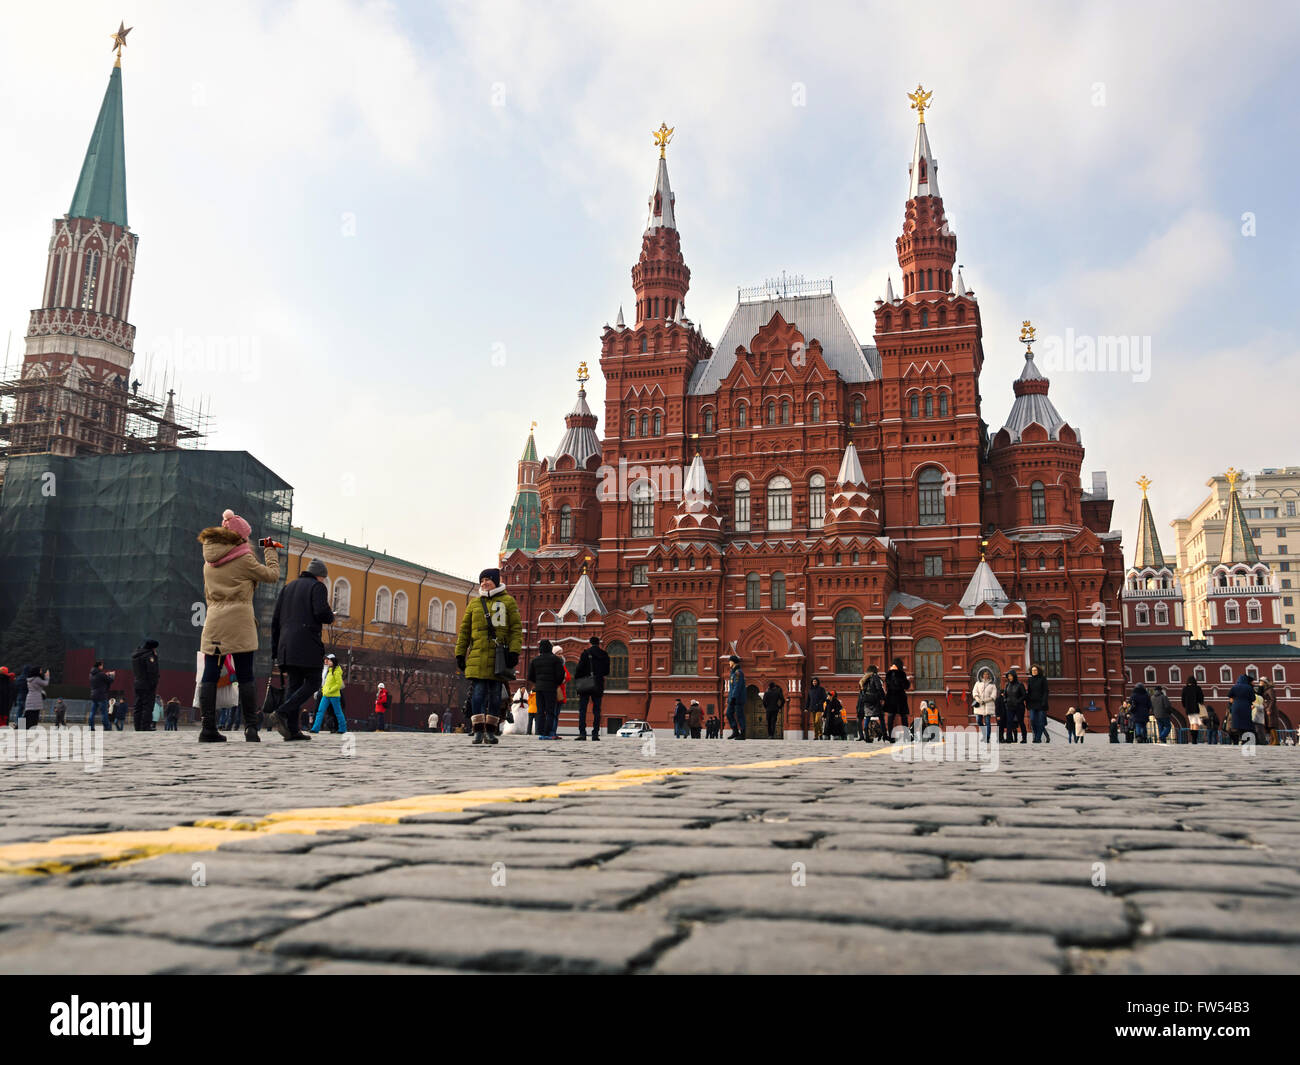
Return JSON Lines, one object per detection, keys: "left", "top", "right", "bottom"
{"left": 0, "top": 732, "right": 1297, "bottom": 974}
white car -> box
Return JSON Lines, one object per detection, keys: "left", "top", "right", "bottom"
{"left": 616, "top": 720, "right": 653, "bottom": 738}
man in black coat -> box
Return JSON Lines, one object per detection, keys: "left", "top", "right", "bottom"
{"left": 88, "top": 660, "right": 114, "bottom": 730}
{"left": 527, "top": 639, "right": 568, "bottom": 739}
{"left": 763, "top": 682, "right": 785, "bottom": 738}
{"left": 806, "top": 680, "right": 827, "bottom": 739}
{"left": 131, "top": 640, "right": 160, "bottom": 731}
{"left": 270, "top": 559, "right": 334, "bottom": 741}
{"left": 573, "top": 636, "right": 610, "bottom": 741}
{"left": 884, "top": 659, "right": 911, "bottom": 740}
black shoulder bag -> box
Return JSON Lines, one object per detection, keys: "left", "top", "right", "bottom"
{"left": 482, "top": 596, "right": 515, "bottom": 681}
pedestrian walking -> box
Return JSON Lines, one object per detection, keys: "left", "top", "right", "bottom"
{"left": 1130, "top": 684, "right": 1152, "bottom": 742}
{"left": 688, "top": 699, "right": 702, "bottom": 738}
{"left": 371, "top": 684, "right": 390, "bottom": 731}
{"left": 455, "top": 568, "right": 523, "bottom": 745}
{"left": 885, "top": 658, "right": 911, "bottom": 740}
{"left": 764, "top": 682, "right": 786, "bottom": 739}
{"left": 265, "top": 556, "right": 333, "bottom": 742}
{"left": 725, "top": 655, "right": 746, "bottom": 739}
{"left": 1227, "top": 674, "right": 1256, "bottom": 745}
{"left": 164, "top": 697, "right": 180, "bottom": 731}
{"left": 24, "top": 667, "right": 49, "bottom": 729}
{"left": 87, "top": 661, "right": 114, "bottom": 730}
{"left": 824, "top": 690, "right": 846, "bottom": 739}
{"left": 131, "top": 639, "right": 160, "bottom": 731}
{"left": 198, "top": 509, "right": 282, "bottom": 743}
{"left": 526, "top": 639, "right": 566, "bottom": 741}
{"left": 309, "top": 653, "right": 348, "bottom": 734}
{"left": 971, "top": 668, "right": 997, "bottom": 744}
{"left": 1072, "top": 706, "right": 1087, "bottom": 743}
{"left": 1107, "top": 710, "right": 1119, "bottom": 743}
{"left": 673, "top": 698, "right": 687, "bottom": 738}
{"left": 1003, "top": 669, "right": 1028, "bottom": 743}
{"left": 1181, "top": 676, "right": 1205, "bottom": 744}
{"left": 53, "top": 698, "right": 67, "bottom": 728}
{"left": 1151, "top": 684, "right": 1174, "bottom": 743}
{"left": 526, "top": 689, "right": 537, "bottom": 734}
{"left": 806, "top": 679, "right": 827, "bottom": 740}
{"left": 1256, "top": 679, "right": 1277, "bottom": 745}
{"left": 573, "top": 636, "right": 609, "bottom": 741}
{"left": 1026, "top": 664, "right": 1049, "bottom": 742}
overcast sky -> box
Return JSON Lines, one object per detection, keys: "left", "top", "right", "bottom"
{"left": 3, "top": 0, "right": 1298, "bottom": 579}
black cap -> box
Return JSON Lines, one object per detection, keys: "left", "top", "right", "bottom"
{"left": 728, "top": 654, "right": 741, "bottom": 664}
{"left": 479, "top": 567, "right": 501, "bottom": 586}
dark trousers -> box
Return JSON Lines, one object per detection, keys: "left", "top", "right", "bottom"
{"left": 88, "top": 699, "right": 110, "bottom": 729}
{"left": 133, "top": 686, "right": 156, "bottom": 731}
{"left": 527, "top": 713, "right": 535, "bottom": 734}
{"left": 690, "top": 727, "right": 700, "bottom": 738}
{"left": 726, "top": 703, "right": 745, "bottom": 736}
{"left": 535, "top": 689, "right": 557, "bottom": 736}
{"left": 768, "top": 710, "right": 780, "bottom": 738}
{"left": 886, "top": 710, "right": 909, "bottom": 737}
{"left": 1010, "top": 710, "right": 1027, "bottom": 742}
{"left": 578, "top": 689, "right": 602, "bottom": 738}
{"left": 279, "top": 667, "right": 316, "bottom": 730}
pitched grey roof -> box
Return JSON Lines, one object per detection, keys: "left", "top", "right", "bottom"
{"left": 687, "top": 292, "right": 875, "bottom": 396}
{"left": 1001, "top": 353, "right": 1074, "bottom": 444}
{"left": 557, "top": 573, "right": 608, "bottom": 620}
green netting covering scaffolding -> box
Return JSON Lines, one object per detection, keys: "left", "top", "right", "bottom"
{"left": 0, "top": 450, "right": 292, "bottom": 681}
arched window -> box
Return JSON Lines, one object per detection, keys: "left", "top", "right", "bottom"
{"left": 809, "top": 473, "right": 826, "bottom": 530}
{"left": 918, "top": 467, "right": 946, "bottom": 525}
{"left": 703, "top": 408, "right": 714, "bottom": 433}
{"left": 1155, "top": 602, "right": 1169, "bottom": 625}
{"left": 1194, "top": 666, "right": 1206, "bottom": 682}
{"left": 631, "top": 481, "right": 655, "bottom": 537}
{"left": 627, "top": 413, "right": 637, "bottom": 439}
{"left": 780, "top": 398, "right": 791, "bottom": 424}
{"left": 767, "top": 475, "right": 793, "bottom": 531}
{"left": 653, "top": 411, "right": 663, "bottom": 436}
{"left": 920, "top": 310, "right": 929, "bottom": 328}
{"left": 1220, "top": 665, "right": 1232, "bottom": 683}
{"left": 1247, "top": 599, "right": 1262, "bottom": 623}
{"left": 909, "top": 393, "right": 919, "bottom": 418}
{"left": 746, "top": 573, "right": 761, "bottom": 610}
{"left": 392, "top": 591, "right": 409, "bottom": 626}
{"left": 1274, "top": 664, "right": 1286, "bottom": 683}
{"left": 1144, "top": 666, "right": 1157, "bottom": 684}
{"left": 1135, "top": 603, "right": 1149, "bottom": 626}
{"left": 916, "top": 637, "right": 943, "bottom": 689}
{"left": 852, "top": 396, "right": 864, "bottom": 424}
{"left": 1031, "top": 481, "right": 1047, "bottom": 525}
{"left": 924, "top": 392, "right": 934, "bottom": 418}
{"left": 737, "top": 402, "right": 748, "bottom": 428}
{"left": 640, "top": 413, "right": 649, "bottom": 438}
{"left": 559, "top": 504, "right": 572, "bottom": 543}
{"left": 771, "top": 571, "right": 786, "bottom": 610}
{"left": 331, "top": 578, "right": 351, "bottom": 617}
{"left": 606, "top": 641, "right": 629, "bottom": 690}
{"left": 939, "top": 392, "right": 949, "bottom": 417}
{"left": 834, "top": 607, "right": 863, "bottom": 674}
{"left": 734, "top": 478, "right": 751, "bottom": 532}
{"left": 671, "top": 612, "right": 698, "bottom": 675}
{"left": 1169, "top": 666, "right": 1182, "bottom": 684}
{"left": 443, "top": 602, "right": 456, "bottom": 632}
{"left": 639, "top": 335, "right": 647, "bottom": 353}
{"left": 766, "top": 400, "right": 776, "bottom": 426}
{"left": 1031, "top": 617, "right": 1063, "bottom": 678}
{"left": 1225, "top": 601, "right": 1240, "bottom": 624}
{"left": 374, "top": 587, "right": 392, "bottom": 623}
{"left": 80, "top": 249, "right": 100, "bottom": 310}
{"left": 810, "top": 397, "right": 821, "bottom": 423}
{"left": 428, "top": 598, "right": 442, "bottom": 631}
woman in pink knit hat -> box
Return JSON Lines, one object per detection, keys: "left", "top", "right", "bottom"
{"left": 196, "top": 508, "right": 281, "bottom": 743}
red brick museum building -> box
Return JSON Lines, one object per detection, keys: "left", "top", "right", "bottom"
{"left": 500, "top": 102, "right": 1127, "bottom": 736}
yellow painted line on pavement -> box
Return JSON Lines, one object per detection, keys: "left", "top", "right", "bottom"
{"left": 0, "top": 746, "right": 898, "bottom": 877}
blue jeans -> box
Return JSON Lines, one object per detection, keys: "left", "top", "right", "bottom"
{"left": 1030, "top": 708, "right": 1047, "bottom": 741}
{"left": 1134, "top": 721, "right": 1148, "bottom": 741}
{"left": 313, "top": 696, "right": 347, "bottom": 733}
{"left": 89, "top": 699, "right": 110, "bottom": 729}
{"left": 471, "top": 679, "right": 503, "bottom": 729}
{"left": 217, "top": 706, "right": 230, "bottom": 729}
{"left": 1157, "top": 718, "right": 1171, "bottom": 742}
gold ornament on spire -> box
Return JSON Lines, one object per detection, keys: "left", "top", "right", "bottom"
{"left": 111, "top": 21, "right": 133, "bottom": 66}
{"left": 1225, "top": 467, "right": 1240, "bottom": 491}
{"left": 653, "top": 123, "right": 674, "bottom": 159}
{"left": 1019, "top": 320, "right": 1036, "bottom": 351}
{"left": 1137, "top": 474, "right": 1152, "bottom": 498}
{"left": 577, "top": 361, "right": 589, "bottom": 386}
{"left": 907, "top": 84, "right": 932, "bottom": 124}
{"left": 530, "top": 420, "right": 537, "bottom": 433}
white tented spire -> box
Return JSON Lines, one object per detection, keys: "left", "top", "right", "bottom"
{"left": 955, "top": 269, "right": 967, "bottom": 297}
{"left": 615, "top": 305, "right": 626, "bottom": 328}
{"left": 907, "top": 121, "right": 940, "bottom": 199}
{"left": 646, "top": 155, "right": 677, "bottom": 232}
{"left": 959, "top": 559, "right": 1010, "bottom": 610}
{"left": 683, "top": 451, "right": 712, "bottom": 502}
{"left": 836, "top": 442, "right": 866, "bottom": 487}
{"left": 885, "top": 276, "right": 895, "bottom": 303}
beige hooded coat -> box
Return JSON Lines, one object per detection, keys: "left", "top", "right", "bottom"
{"left": 198, "top": 527, "right": 280, "bottom": 655}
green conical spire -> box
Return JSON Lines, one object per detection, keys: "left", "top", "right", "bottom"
{"left": 68, "top": 65, "right": 128, "bottom": 228}
{"left": 1219, "top": 470, "right": 1261, "bottom": 566}
{"left": 1132, "top": 482, "right": 1166, "bottom": 569}
{"left": 521, "top": 432, "right": 538, "bottom": 463}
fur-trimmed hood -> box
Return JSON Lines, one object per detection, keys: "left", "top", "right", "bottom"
{"left": 199, "top": 526, "right": 250, "bottom": 566}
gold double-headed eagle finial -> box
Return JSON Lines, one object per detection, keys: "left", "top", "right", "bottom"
{"left": 577, "top": 361, "right": 589, "bottom": 386}
{"left": 1137, "top": 475, "right": 1152, "bottom": 498}
{"left": 1226, "top": 467, "right": 1240, "bottom": 491}
{"left": 111, "top": 21, "right": 133, "bottom": 66}
{"left": 653, "top": 123, "right": 674, "bottom": 159}
{"left": 1019, "top": 320, "right": 1036, "bottom": 350}
{"left": 530, "top": 420, "right": 537, "bottom": 433}
{"left": 907, "top": 84, "right": 932, "bottom": 124}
